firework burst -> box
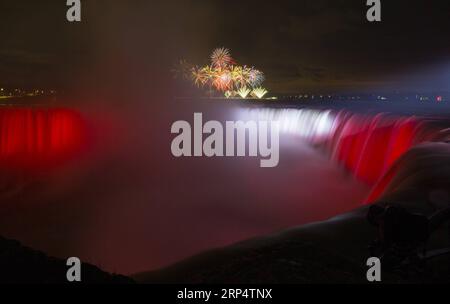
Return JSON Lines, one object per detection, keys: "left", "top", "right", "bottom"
{"left": 211, "top": 48, "right": 234, "bottom": 68}
{"left": 172, "top": 59, "right": 193, "bottom": 80}
{"left": 248, "top": 68, "right": 265, "bottom": 88}
{"left": 230, "top": 65, "right": 250, "bottom": 89}
{"left": 191, "top": 66, "right": 207, "bottom": 87}
{"left": 213, "top": 68, "right": 233, "bottom": 92}
{"left": 237, "top": 86, "right": 251, "bottom": 99}
{"left": 224, "top": 91, "right": 233, "bottom": 98}
{"left": 251, "top": 87, "right": 269, "bottom": 99}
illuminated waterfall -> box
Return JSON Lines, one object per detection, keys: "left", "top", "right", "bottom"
{"left": 0, "top": 108, "right": 89, "bottom": 170}
{"left": 238, "top": 107, "right": 449, "bottom": 203}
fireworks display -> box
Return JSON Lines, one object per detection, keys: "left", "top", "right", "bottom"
{"left": 175, "top": 48, "right": 269, "bottom": 99}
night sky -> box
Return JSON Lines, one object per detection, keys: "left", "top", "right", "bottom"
{"left": 0, "top": 0, "right": 449, "bottom": 93}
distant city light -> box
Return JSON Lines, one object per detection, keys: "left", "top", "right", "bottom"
{"left": 0, "top": 87, "right": 57, "bottom": 99}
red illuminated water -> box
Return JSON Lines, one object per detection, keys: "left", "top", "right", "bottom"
{"left": 321, "top": 112, "right": 446, "bottom": 202}
{"left": 0, "top": 108, "right": 89, "bottom": 171}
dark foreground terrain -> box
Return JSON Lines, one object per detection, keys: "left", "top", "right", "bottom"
{"left": 134, "top": 207, "right": 450, "bottom": 284}
{"left": 0, "top": 236, "right": 133, "bottom": 284}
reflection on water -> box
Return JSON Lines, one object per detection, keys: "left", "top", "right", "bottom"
{"left": 0, "top": 108, "right": 88, "bottom": 171}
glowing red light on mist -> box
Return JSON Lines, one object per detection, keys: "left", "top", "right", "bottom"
{"left": 0, "top": 108, "right": 89, "bottom": 171}
{"left": 331, "top": 116, "right": 416, "bottom": 185}
{"left": 323, "top": 113, "right": 425, "bottom": 203}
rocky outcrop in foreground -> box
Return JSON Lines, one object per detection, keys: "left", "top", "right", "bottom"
{"left": 0, "top": 236, "right": 134, "bottom": 284}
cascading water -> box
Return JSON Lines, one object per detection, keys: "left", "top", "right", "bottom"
{"left": 0, "top": 108, "right": 89, "bottom": 171}
{"left": 241, "top": 107, "right": 450, "bottom": 203}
